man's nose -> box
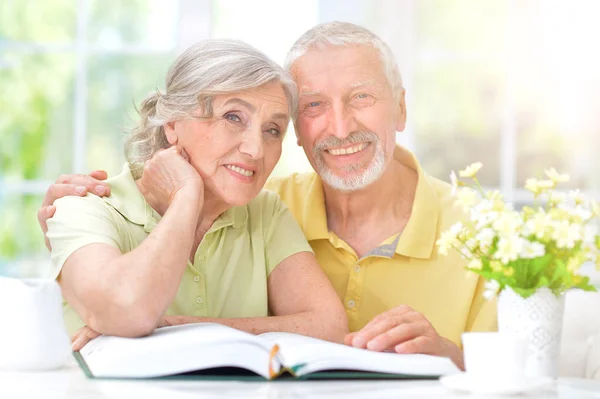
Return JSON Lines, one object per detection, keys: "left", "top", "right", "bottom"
{"left": 329, "top": 102, "right": 358, "bottom": 140}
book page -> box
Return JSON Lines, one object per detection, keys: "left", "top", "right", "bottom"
{"left": 259, "top": 332, "right": 459, "bottom": 377}
{"left": 81, "top": 323, "right": 276, "bottom": 378}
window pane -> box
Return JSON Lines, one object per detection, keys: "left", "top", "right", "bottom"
{"left": 416, "top": 0, "right": 506, "bottom": 55}
{"left": 0, "top": 52, "right": 74, "bottom": 180}
{"left": 413, "top": 0, "right": 507, "bottom": 186}
{"left": 514, "top": 0, "right": 600, "bottom": 190}
{"left": 0, "top": 0, "right": 76, "bottom": 44}
{"left": 0, "top": 195, "right": 47, "bottom": 274}
{"left": 413, "top": 61, "right": 503, "bottom": 186}
{"left": 87, "top": 0, "right": 178, "bottom": 50}
{"left": 86, "top": 54, "right": 173, "bottom": 175}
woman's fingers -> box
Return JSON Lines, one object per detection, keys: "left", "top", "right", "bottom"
{"left": 71, "top": 326, "right": 101, "bottom": 351}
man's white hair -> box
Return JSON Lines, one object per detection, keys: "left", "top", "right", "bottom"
{"left": 284, "top": 21, "right": 403, "bottom": 101}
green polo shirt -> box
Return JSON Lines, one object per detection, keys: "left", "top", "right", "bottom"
{"left": 46, "top": 164, "right": 313, "bottom": 335}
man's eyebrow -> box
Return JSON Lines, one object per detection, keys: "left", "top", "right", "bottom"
{"left": 349, "top": 79, "right": 376, "bottom": 88}
{"left": 299, "top": 90, "right": 321, "bottom": 97}
{"left": 223, "top": 98, "right": 256, "bottom": 112}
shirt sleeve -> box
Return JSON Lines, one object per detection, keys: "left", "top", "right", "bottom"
{"left": 46, "top": 195, "right": 122, "bottom": 280}
{"left": 465, "top": 276, "right": 499, "bottom": 333}
{"left": 262, "top": 193, "right": 314, "bottom": 275}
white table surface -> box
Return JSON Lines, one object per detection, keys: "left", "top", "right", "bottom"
{"left": 1, "top": 358, "right": 600, "bottom": 399}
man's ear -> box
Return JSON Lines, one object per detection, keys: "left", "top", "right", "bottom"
{"left": 395, "top": 89, "right": 407, "bottom": 132}
{"left": 164, "top": 121, "right": 178, "bottom": 145}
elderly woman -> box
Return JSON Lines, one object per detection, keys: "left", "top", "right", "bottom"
{"left": 46, "top": 39, "right": 347, "bottom": 350}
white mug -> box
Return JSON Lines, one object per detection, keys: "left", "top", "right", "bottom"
{"left": 462, "top": 332, "right": 528, "bottom": 383}
{"left": 0, "top": 277, "right": 71, "bottom": 370}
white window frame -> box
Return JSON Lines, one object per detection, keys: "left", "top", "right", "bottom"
{"left": 1, "top": 0, "right": 211, "bottom": 197}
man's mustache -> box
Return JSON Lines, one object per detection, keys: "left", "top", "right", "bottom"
{"left": 313, "top": 131, "right": 378, "bottom": 154}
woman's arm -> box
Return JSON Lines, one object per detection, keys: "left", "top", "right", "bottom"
{"left": 166, "top": 251, "right": 348, "bottom": 343}
{"left": 55, "top": 147, "right": 203, "bottom": 337}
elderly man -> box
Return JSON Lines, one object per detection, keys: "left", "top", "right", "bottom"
{"left": 37, "top": 22, "right": 495, "bottom": 369}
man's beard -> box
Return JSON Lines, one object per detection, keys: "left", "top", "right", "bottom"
{"left": 313, "top": 131, "right": 385, "bottom": 192}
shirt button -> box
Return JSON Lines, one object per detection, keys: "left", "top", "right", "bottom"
{"left": 196, "top": 297, "right": 204, "bottom": 304}
{"left": 197, "top": 255, "right": 205, "bottom": 262}
{"left": 193, "top": 276, "right": 200, "bottom": 282}
{"left": 354, "top": 265, "right": 361, "bottom": 273}
{"left": 347, "top": 300, "right": 356, "bottom": 309}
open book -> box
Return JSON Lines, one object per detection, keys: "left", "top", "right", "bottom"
{"left": 74, "top": 323, "right": 459, "bottom": 380}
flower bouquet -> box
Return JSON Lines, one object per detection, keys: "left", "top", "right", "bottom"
{"left": 437, "top": 163, "right": 599, "bottom": 377}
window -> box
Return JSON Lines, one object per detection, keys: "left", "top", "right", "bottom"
{"left": 2, "top": 0, "right": 598, "bottom": 276}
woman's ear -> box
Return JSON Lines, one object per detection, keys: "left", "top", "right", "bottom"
{"left": 164, "top": 121, "right": 178, "bottom": 145}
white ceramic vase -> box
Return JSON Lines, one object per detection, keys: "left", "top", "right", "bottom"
{"left": 497, "top": 286, "right": 565, "bottom": 378}
{"left": 0, "top": 277, "right": 71, "bottom": 371}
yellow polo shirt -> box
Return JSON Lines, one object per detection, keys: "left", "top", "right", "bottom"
{"left": 47, "top": 164, "right": 313, "bottom": 335}
{"left": 266, "top": 146, "right": 497, "bottom": 346}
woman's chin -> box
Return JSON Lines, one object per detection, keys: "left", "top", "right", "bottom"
{"left": 221, "top": 191, "right": 260, "bottom": 207}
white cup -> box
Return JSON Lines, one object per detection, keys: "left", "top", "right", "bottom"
{"left": 0, "top": 277, "right": 71, "bottom": 371}
{"left": 462, "top": 332, "right": 528, "bottom": 383}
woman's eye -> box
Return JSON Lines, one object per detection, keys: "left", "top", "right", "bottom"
{"left": 265, "top": 128, "right": 281, "bottom": 137}
{"left": 225, "top": 113, "right": 242, "bottom": 122}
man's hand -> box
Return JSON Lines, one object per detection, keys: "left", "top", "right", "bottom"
{"left": 344, "top": 305, "right": 464, "bottom": 370}
{"left": 38, "top": 170, "right": 111, "bottom": 251}
{"left": 71, "top": 317, "right": 172, "bottom": 351}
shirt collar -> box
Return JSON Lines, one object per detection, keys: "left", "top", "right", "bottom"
{"left": 103, "top": 163, "right": 248, "bottom": 233}
{"left": 392, "top": 146, "right": 440, "bottom": 259}
{"left": 301, "top": 146, "right": 440, "bottom": 259}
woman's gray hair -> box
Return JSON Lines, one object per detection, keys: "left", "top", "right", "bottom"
{"left": 285, "top": 21, "right": 403, "bottom": 101}
{"left": 125, "top": 39, "right": 297, "bottom": 179}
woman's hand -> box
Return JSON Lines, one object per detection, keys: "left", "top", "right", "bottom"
{"left": 138, "top": 146, "right": 204, "bottom": 215}
{"left": 71, "top": 317, "right": 172, "bottom": 351}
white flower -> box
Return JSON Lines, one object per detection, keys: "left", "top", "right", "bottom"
{"left": 459, "top": 162, "right": 483, "bottom": 178}
{"left": 492, "top": 212, "right": 522, "bottom": 238}
{"left": 549, "top": 191, "right": 567, "bottom": 204}
{"left": 437, "top": 222, "right": 464, "bottom": 256}
{"left": 456, "top": 188, "right": 479, "bottom": 211}
{"left": 467, "top": 258, "right": 483, "bottom": 270}
{"left": 525, "top": 178, "right": 540, "bottom": 194}
{"left": 551, "top": 221, "right": 582, "bottom": 249}
{"left": 569, "top": 190, "right": 585, "bottom": 205}
{"left": 545, "top": 167, "right": 570, "bottom": 183}
{"left": 483, "top": 280, "right": 500, "bottom": 300}
{"left": 573, "top": 206, "right": 593, "bottom": 221}
{"left": 523, "top": 211, "right": 551, "bottom": 239}
{"left": 450, "top": 170, "right": 459, "bottom": 195}
{"left": 520, "top": 241, "right": 546, "bottom": 259}
{"left": 537, "top": 179, "right": 555, "bottom": 190}
{"left": 494, "top": 236, "right": 526, "bottom": 264}
{"left": 476, "top": 228, "right": 496, "bottom": 252}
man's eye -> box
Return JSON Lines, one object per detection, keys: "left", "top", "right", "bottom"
{"left": 307, "top": 101, "right": 321, "bottom": 108}
{"left": 356, "top": 93, "right": 370, "bottom": 99}
{"left": 225, "top": 113, "right": 241, "bottom": 122}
